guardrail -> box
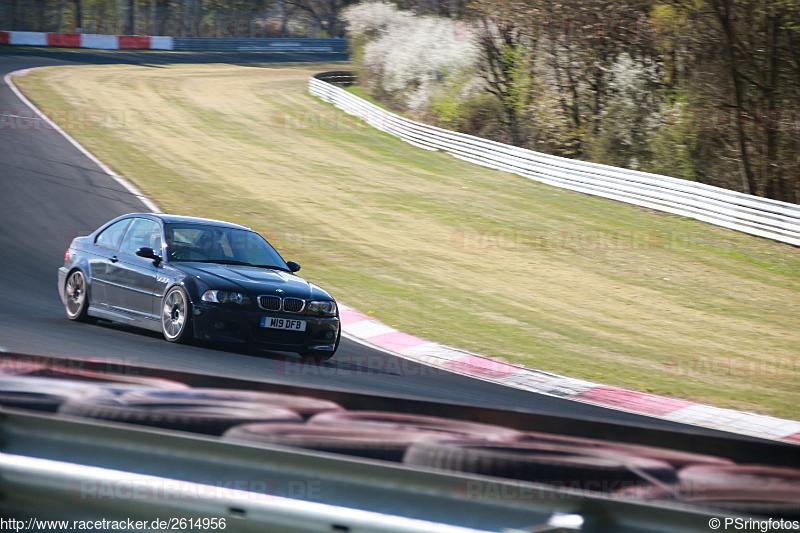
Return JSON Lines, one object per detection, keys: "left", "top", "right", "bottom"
{"left": 309, "top": 73, "right": 800, "bottom": 247}
{"left": 172, "top": 37, "right": 348, "bottom": 52}
{"left": 313, "top": 71, "right": 357, "bottom": 86}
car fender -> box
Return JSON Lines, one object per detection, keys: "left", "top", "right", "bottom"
{"left": 161, "top": 271, "right": 205, "bottom": 307}
{"left": 59, "top": 246, "right": 93, "bottom": 304}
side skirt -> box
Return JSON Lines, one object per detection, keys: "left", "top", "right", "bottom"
{"left": 88, "top": 305, "right": 162, "bottom": 333}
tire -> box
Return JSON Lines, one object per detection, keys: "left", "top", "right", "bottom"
{"left": 223, "top": 423, "right": 439, "bottom": 462}
{"left": 680, "top": 486, "right": 800, "bottom": 518}
{"left": 308, "top": 410, "right": 521, "bottom": 441}
{"left": 0, "top": 376, "right": 106, "bottom": 412}
{"left": 678, "top": 464, "right": 800, "bottom": 489}
{"left": 36, "top": 368, "right": 189, "bottom": 392}
{"left": 619, "top": 466, "right": 800, "bottom": 518}
{"left": 0, "top": 361, "right": 47, "bottom": 376}
{"left": 512, "top": 431, "right": 733, "bottom": 468}
{"left": 161, "top": 286, "right": 193, "bottom": 343}
{"left": 120, "top": 388, "right": 343, "bottom": 418}
{"left": 58, "top": 389, "right": 304, "bottom": 435}
{"left": 402, "top": 440, "right": 677, "bottom": 491}
{"left": 64, "top": 270, "right": 92, "bottom": 322}
{"left": 616, "top": 483, "right": 678, "bottom": 500}
{"left": 682, "top": 492, "right": 800, "bottom": 518}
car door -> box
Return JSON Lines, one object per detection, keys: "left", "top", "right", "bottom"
{"left": 106, "top": 217, "right": 163, "bottom": 320}
{"left": 88, "top": 218, "right": 132, "bottom": 307}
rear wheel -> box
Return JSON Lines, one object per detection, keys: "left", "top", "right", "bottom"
{"left": 161, "top": 286, "right": 193, "bottom": 343}
{"left": 64, "top": 270, "right": 92, "bottom": 322}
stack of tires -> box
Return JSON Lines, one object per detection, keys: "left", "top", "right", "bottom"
{"left": 1, "top": 368, "right": 797, "bottom": 518}
{"left": 225, "top": 410, "right": 521, "bottom": 461}
{"left": 0, "top": 365, "right": 189, "bottom": 412}
{"left": 617, "top": 464, "right": 800, "bottom": 518}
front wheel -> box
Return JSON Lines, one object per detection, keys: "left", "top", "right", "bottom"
{"left": 64, "top": 270, "right": 92, "bottom": 322}
{"left": 161, "top": 286, "right": 193, "bottom": 343}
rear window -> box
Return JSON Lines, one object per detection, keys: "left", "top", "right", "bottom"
{"left": 95, "top": 219, "right": 132, "bottom": 249}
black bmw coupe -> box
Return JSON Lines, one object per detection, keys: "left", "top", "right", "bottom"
{"left": 58, "top": 213, "right": 340, "bottom": 361}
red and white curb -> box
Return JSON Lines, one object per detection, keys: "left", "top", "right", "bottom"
{"left": 339, "top": 305, "right": 800, "bottom": 444}
{"left": 0, "top": 31, "right": 173, "bottom": 50}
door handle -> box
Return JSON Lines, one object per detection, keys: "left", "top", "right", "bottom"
{"left": 110, "top": 255, "right": 119, "bottom": 263}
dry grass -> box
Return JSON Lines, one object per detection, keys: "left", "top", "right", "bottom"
{"left": 16, "top": 62, "right": 800, "bottom": 419}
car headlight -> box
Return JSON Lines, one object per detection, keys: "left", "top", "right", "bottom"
{"left": 307, "top": 300, "right": 337, "bottom": 317}
{"left": 201, "top": 290, "right": 250, "bottom": 305}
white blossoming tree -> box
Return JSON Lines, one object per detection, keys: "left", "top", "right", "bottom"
{"left": 343, "top": 2, "right": 480, "bottom": 116}
{"left": 586, "top": 52, "right": 665, "bottom": 170}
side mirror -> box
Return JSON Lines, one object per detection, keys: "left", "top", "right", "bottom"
{"left": 136, "top": 247, "right": 162, "bottom": 265}
{"left": 286, "top": 261, "right": 301, "bottom": 273}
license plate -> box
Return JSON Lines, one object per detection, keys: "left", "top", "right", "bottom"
{"left": 261, "top": 317, "right": 306, "bottom": 331}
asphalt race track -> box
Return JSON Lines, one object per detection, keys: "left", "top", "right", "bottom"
{"left": 0, "top": 48, "right": 740, "bottom": 435}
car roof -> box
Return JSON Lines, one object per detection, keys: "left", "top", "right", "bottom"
{"left": 125, "top": 213, "right": 253, "bottom": 231}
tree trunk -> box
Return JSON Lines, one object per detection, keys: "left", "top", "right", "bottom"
{"left": 506, "top": 107, "right": 522, "bottom": 147}
{"left": 128, "top": 0, "right": 135, "bottom": 34}
{"left": 764, "top": 14, "right": 781, "bottom": 200}
{"left": 75, "top": 0, "right": 83, "bottom": 32}
{"left": 711, "top": 0, "right": 756, "bottom": 195}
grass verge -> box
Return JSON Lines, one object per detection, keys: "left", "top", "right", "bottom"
{"left": 14, "top": 61, "right": 800, "bottom": 419}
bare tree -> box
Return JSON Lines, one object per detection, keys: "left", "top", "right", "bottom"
{"left": 470, "top": 0, "right": 542, "bottom": 146}
{"left": 283, "top": 0, "right": 358, "bottom": 36}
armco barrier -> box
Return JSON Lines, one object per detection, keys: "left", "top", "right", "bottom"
{"left": 172, "top": 37, "right": 348, "bottom": 52}
{"left": 309, "top": 73, "right": 800, "bottom": 247}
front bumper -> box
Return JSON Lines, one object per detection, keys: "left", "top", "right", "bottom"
{"left": 191, "top": 304, "right": 340, "bottom": 353}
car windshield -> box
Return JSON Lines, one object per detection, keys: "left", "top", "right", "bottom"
{"left": 164, "top": 223, "right": 288, "bottom": 269}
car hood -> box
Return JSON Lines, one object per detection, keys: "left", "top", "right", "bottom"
{"left": 175, "top": 263, "right": 331, "bottom": 300}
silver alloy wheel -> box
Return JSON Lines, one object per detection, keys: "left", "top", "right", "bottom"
{"left": 162, "top": 288, "right": 187, "bottom": 341}
{"left": 65, "top": 270, "right": 87, "bottom": 319}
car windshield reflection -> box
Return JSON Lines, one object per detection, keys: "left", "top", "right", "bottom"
{"left": 164, "top": 223, "right": 287, "bottom": 269}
